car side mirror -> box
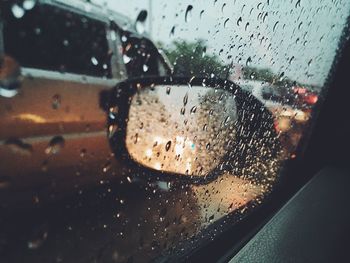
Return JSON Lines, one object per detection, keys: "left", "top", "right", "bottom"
{"left": 0, "top": 55, "right": 21, "bottom": 98}
{"left": 104, "top": 76, "right": 282, "bottom": 185}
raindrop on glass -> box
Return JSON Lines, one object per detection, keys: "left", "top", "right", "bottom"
{"left": 237, "top": 17, "right": 242, "bottom": 26}
{"left": 123, "top": 54, "right": 131, "bottom": 64}
{"left": 23, "top": 0, "right": 36, "bottom": 10}
{"left": 222, "top": 3, "right": 226, "bottom": 12}
{"left": 190, "top": 106, "right": 197, "bottom": 114}
{"left": 308, "top": 59, "right": 312, "bottom": 67}
{"left": 135, "top": 10, "right": 148, "bottom": 34}
{"left": 169, "top": 26, "right": 175, "bottom": 37}
{"left": 185, "top": 5, "right": 193, "bottom": 23}
{"left": 246, "top": 57, "right": 252, "bottom": 66}
{"left": 45, "top": 136, "right": 65, "bottom": 155}
{"left": 11, "top": 4, "right": 25, "bottom": 19}
{"left": 224, "top": 18, "right": 229, "bottom": 28}
{"left": 52, "top": 94, "right": 61, "bottom": 109}
{"left": 180, "top": 107, "right": 186, "bottom": 115}
{"left": 289, "top": 56, "right": 295, "bottom": 65}
{"left": 165, "top": 141, "right": 171, "bottom": 151}
{"left": 91, "top": 57, "right": 98, "bottom": 66}
{"left": 103, "top": 161, "right": 111, "bottom": 173}
{"left": 27, "top": 229, "right": 48, "bottom": 250}
{"left": 202, "top": 47, "right": 206, "bottom": 58}
{"left": 183, "top": 93, "right": 189, "bottom": 106}
{"left": 279, "top": 72, "right": 285, "bottom": 81}
{"left": 80, "top": 148, "right": 87, "bottom": 158}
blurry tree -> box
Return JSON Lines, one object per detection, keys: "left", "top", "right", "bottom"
{"left": 158, "top": 40, "right": 317, "bottom": 91}
{"left": 159, "top": 40, "right": 229, "bottom": 78}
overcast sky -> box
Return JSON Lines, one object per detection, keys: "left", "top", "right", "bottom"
{"left": 93, "top": 0, "right": 349, "bottom": 87}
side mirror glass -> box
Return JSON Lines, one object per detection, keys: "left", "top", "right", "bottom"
{"left": 106, "top": 77, "right": 281, "bottom": 185}
{"left": 126, "top": 84, "right": 237, "bottom": 177}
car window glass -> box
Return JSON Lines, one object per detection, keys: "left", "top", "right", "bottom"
{"left": 3, "top": 3, "right": 112, "bottom": 77}
{"left": 0, "top": 0, "right": 349, "bottom": 262}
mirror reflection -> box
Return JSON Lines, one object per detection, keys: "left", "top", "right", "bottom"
{"left": 126, "top": 84, "right": 237, "bottom": 177}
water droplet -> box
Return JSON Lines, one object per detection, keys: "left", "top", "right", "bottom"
{"left": 183, "top": 93, "right": 188, "bottom": 106}
{"left": 27, "top": 225, "right": 48, "bottom": 250}
{"left": 237, "top": 17, "right": 242, "bottom": 26}
{"left": 279, "top": 72, "right": 285, "bottom": 81}
{"left": 222, "top": 3, "right": 226, "bottom": 12}
{"left": 180, "top": 107, "right": 186, "bottom": 115}
{"left": 91, "top": 57, "right": 98, "bottom": 66}
{"left": 103, "top": 161, "right": 111, "bottom": 173}
{"left": 109, "top": 106, "right": 119, "bottom": 120}
{"left": 5, "top": 138, "right": 33, "bottom": 156}
{"left": 200, "top": 10, "right": 205, "bottom": 19}
{"left": 190, "top": 106, "right": 197, "bottom": 114}
{"left": 246, "top": 57, "right": 252, "bottom": 66}
{"left": 245, "top": 22, "right": 250, "bottom": 31}
{"left": 166, "top": 86, "right": 171, "bottom": 95}
{"left": 308, "top": 59, "right": 312, "bottom": 67}
{"left": 80, "top": 148, "right": 87, "bottom": 158}
{"left": 262, "top": 12, "right": 268, "bottom": 23}
{"left": 11, "top": 4, "right": 25, "bottom": 19}
{"left": 169, "top": 26, "right": 175, "bottom": 37}
{"left": 289, "top": 56, "right": 295, "bottom": 65}
{"left": 165, "top": 141, "right": 171, "bottom": 151}
{"left": 45, "top": 136, "right": 65, "bottom": 155}
{"left": 224, "top": 18, "right": 230, "bottom": 28}
{"left": 121, "top": 35, "right": 127, "bottom": 42}
{"left": 23, "top": 0, "right": 36, "bottom": 10}
{"left": 273, "top": 21, "right": 279, "bottom": 32}
{"left": 298, "top": 22, "right": 303, "bottom": 30}
{"left": 143, "top": 64, "right": 149, "bottom": 72}
{"left": 123, "top": 54, "right": 131, "bottom": 64}
{"left": 108, "top": 124, "right": 118, "bottom": 138}
{"left": 208, "top": 214, "right": 214, "bottom": 222}
{"left": 185, "top": 5, "right": 193, "bottom": 23}
{"left": 206, "top": 143, "right": 211, "bottom": 150}
{"left": 295, "top": 0, "right": 301, "bottom": 8}
{"left": 135, "top": 10, "right": 147, "bottom": 34}
{"left": 52, "top": 94, "right": 61, "bottom": 109}
{"left": 202, "top": 47, "right": 206, "bottom": 58}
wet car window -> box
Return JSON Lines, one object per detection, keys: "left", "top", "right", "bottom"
{"left": 0, "top": 0, "right": 349, "bottom": 262}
